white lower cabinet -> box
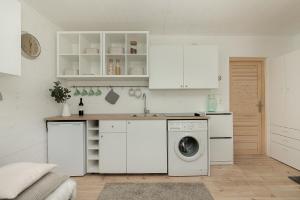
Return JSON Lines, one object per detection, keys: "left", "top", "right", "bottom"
{"left": 99, "top": 132, "right": 126, "bottom": 173}
{"left": 127, "top": 120, "right": 167, "bottom": 173}
{"left": 98, "top": 120, "right": 167, "bottom": 174}
{"left": 48, "top": 122, "right": 86, "bottom": 176}
{"left": 270, "top": 126, "right": 300, "bottom": 170}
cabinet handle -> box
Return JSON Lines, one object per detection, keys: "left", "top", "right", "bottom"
{"left": 185, "top": 85, "right": 188, "bottom": 88}
{"left": 101, "top": 135, "right": 103, "bottom": 138}
{"left": 128, "top": 122, "right": 131, "bottom": 125}
{"left": 180, "top": 85, "right": 183, "bottom": 88}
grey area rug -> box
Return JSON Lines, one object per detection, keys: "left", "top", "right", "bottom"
{"left": 98, "top": 182, "right": 214, "bottom": 200}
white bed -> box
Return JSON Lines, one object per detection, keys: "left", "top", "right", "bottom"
{"left": 46, "top": 178, "right": 76, "bottom": 200}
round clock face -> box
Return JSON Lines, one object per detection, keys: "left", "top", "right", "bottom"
{"left": 21, "top": 33, "right": 41, "bottom": 58}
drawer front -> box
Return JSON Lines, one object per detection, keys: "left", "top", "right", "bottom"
{"left": 287, "top": 147, "right": 300, "bottom": 170}
{"left": 209, "top": 115, "right": 233, "bottom": 138}
{"left": 99, "top": 120, "right": 126, "bottom": 132}
{"left": 270, "top": 142, "right": 289, "bottom": 164}
{"left": 210, "top": 138, "right": 233, "bottom": 163}
{"left": 271, "top": 125, "right": 300, "bottom": 140}
{"left": 270, "top": 141, "right": 300, "bottom": 170}
{"left": 271, "top": 133, "right": 300, "bottom": 151}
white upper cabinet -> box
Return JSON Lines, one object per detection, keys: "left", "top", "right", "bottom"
{"left": 284, "top": 50, "right": 300, "bottom": 130}
{"left": 269, "top": 49, "right": 300, "bottom": 130}
{"left": 149, "top": 45, "right": 183, "bottom": 89}
{"left": 183, "top": 45, "right": 218, "bottom": 88}
{"left": 149, "top": 44, "right": 219, "bottom": 89}
{"left": 0, "top": 0, "right": 21, "bottom": 76}
{"left": 269, "top": 55, "right": 286, "bottom": 127}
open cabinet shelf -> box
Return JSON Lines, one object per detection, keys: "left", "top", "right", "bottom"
{"left": 57, "top": 31, "right": 148, "bottom": 79}
{"left": 86, "top": 120, "right": 100, "bottom": 173}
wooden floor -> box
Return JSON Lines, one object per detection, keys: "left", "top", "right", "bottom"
{"left": 74, "top": 156, "right": 300, "bottom": 200}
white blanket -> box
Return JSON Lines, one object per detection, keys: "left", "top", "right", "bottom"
{"left": 45, "top": 179, "right": 76, "bottom": 200}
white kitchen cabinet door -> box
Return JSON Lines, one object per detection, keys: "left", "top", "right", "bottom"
{"left": 269, "top": 56, "right": 287, "bottom": 127}
{"left": 210, "top": 138, "right": 233, "bottom": 164}
{"left": 99, "top": 132, "right": 126, "bottom": 173}
{"left": 285, "top": 50, "right": 300, "bottom": 130}
{"left": 0, "top": 0, "right": 21, "bottom": 76}
{"left": 127, "top": 120, "right": 167, "bottom": 173}
{"left": 183, "top": 45, "right": 218, "bottom": 89}
{"left": 47, "top": 122, "right": 86, "bottom": 176}
{"left": 149, "top": 45, "right": 183, "bottom": 89}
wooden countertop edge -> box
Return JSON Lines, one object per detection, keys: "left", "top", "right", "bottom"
{"left": 45, "top": 114, "right": 209, "bottom": 121}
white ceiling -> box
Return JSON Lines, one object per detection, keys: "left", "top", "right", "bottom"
{"left": 24, "top": 0, "right": 300, "bottom": 35}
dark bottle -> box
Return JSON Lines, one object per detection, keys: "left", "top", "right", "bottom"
{"left": 79, "top": 98, "right": 84, "bottom": 116}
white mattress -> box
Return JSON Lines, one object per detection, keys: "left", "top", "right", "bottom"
{"left": 45, "top": 178, "right": 76, "bottom": 200}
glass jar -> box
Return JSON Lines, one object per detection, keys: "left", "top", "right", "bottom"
{"left": 207, "top": 94, "right": 217, "bottom": 112}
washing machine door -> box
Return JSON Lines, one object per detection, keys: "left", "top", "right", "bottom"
{"left": 174, "top": 133, "right": 204, "bottom": 162}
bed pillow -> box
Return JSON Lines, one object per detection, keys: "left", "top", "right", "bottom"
{"left": 0, "top": 162, "right": 56, "bottom": 199}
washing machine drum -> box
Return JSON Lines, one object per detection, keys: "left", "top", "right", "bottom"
{"left": 175, "top": 135, "right": 204, "bottom": 162}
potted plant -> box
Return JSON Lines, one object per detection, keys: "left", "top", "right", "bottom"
{"left": 49, "top": 81, "right": 71, "bottom": 117}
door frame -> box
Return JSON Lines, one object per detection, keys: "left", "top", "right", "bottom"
{"left": 229, "top": 57, "right": 266, "bottom": 155}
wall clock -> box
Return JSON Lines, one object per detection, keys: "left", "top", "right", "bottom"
{"left": 21, "top": 33, "right": 41, "bottom": 59}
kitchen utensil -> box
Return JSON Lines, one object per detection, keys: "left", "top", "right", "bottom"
{"left": 95, "top": 88, "right": 102, "bottom": 96}
{"left": 134, "top": 88, "right": 142, "bottom": 98}
{"left": 74, "top": 87, "right": 81, "bottom": 96}
{"left": 128, "top": 88, "right": 135, "bottom": 96}
{"left": 88, "top": 87, "right": 95, "bottom": 96}
{"left": 81, "top": 88, "right": 88, "bottom": 96}
{"left": 105, "top": 88, "right": 120, "bottom": 104}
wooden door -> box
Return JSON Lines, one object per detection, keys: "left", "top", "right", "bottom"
{"left": 230, "top": 59, "right": 265, "bottom": 155}
{"left": 183, "top": 45, "right": 219, "bottom": 89}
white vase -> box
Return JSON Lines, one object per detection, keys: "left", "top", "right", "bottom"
{"left": 62, "top": 103, "right": 71, "bottom": 117}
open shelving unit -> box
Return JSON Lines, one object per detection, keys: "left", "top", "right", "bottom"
{"left": 86, "top": 120, "right": 100, "bottom": 173}
{"left": 57, "top": 32, "right": 102, "bottom": 77}
{"left": 57, "top": 31, "right": 148, "bottom": 79}
{"left": 103, "top": 31, "right": 148, "bottom": 77}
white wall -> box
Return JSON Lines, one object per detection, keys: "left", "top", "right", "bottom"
{"left": 0, "top": 2, "right": 60, "bottom": 165}
{"left": 68, "top": 35, "right": 294, "bottom": 115}
{"left": 0, "top": 2, "right": 298, "bottom": 165}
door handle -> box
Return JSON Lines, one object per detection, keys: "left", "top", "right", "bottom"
{"left": 257, "top": 101, "right": 264, "bottom": 113}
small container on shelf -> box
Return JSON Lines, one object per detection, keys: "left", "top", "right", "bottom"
{"left": 84, "top": 48, "right": 99, "bottom": 54}
{"left": 107, "top": 59, "right": 115, "bottom": 75}
{"left": 115, "top": 59, "right": 121, "bottom": 75}
{"left": 129, "top": 41, "right": 137, "bottom": 54}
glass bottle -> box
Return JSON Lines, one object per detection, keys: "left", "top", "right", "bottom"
{"left": 115, "top": 59, "right": 121, "bottom": 75}
{"left": 107, "top": 59, "right": 114, "bottom": 75}
{"left": 79, "top": 98, "right": 84, "bottom": 116}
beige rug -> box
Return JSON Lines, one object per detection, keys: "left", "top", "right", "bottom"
{"left": 98, "top": 182, "right": 214, "bottom": 200}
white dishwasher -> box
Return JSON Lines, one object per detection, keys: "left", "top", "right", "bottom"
{"left": 47, "top": 122, "right": 86, "bottom": 176}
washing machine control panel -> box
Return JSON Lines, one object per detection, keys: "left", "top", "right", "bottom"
{"left": 168, "top": 120, "right": 207, "bottom": 132}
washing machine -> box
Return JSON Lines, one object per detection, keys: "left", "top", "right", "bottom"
{"left": 168, "top": 120, "right": 209, "bottom": 176}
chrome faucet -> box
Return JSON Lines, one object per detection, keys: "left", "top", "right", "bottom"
{"left": 143, "top": 93, "right": 150, "bottom": 115}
